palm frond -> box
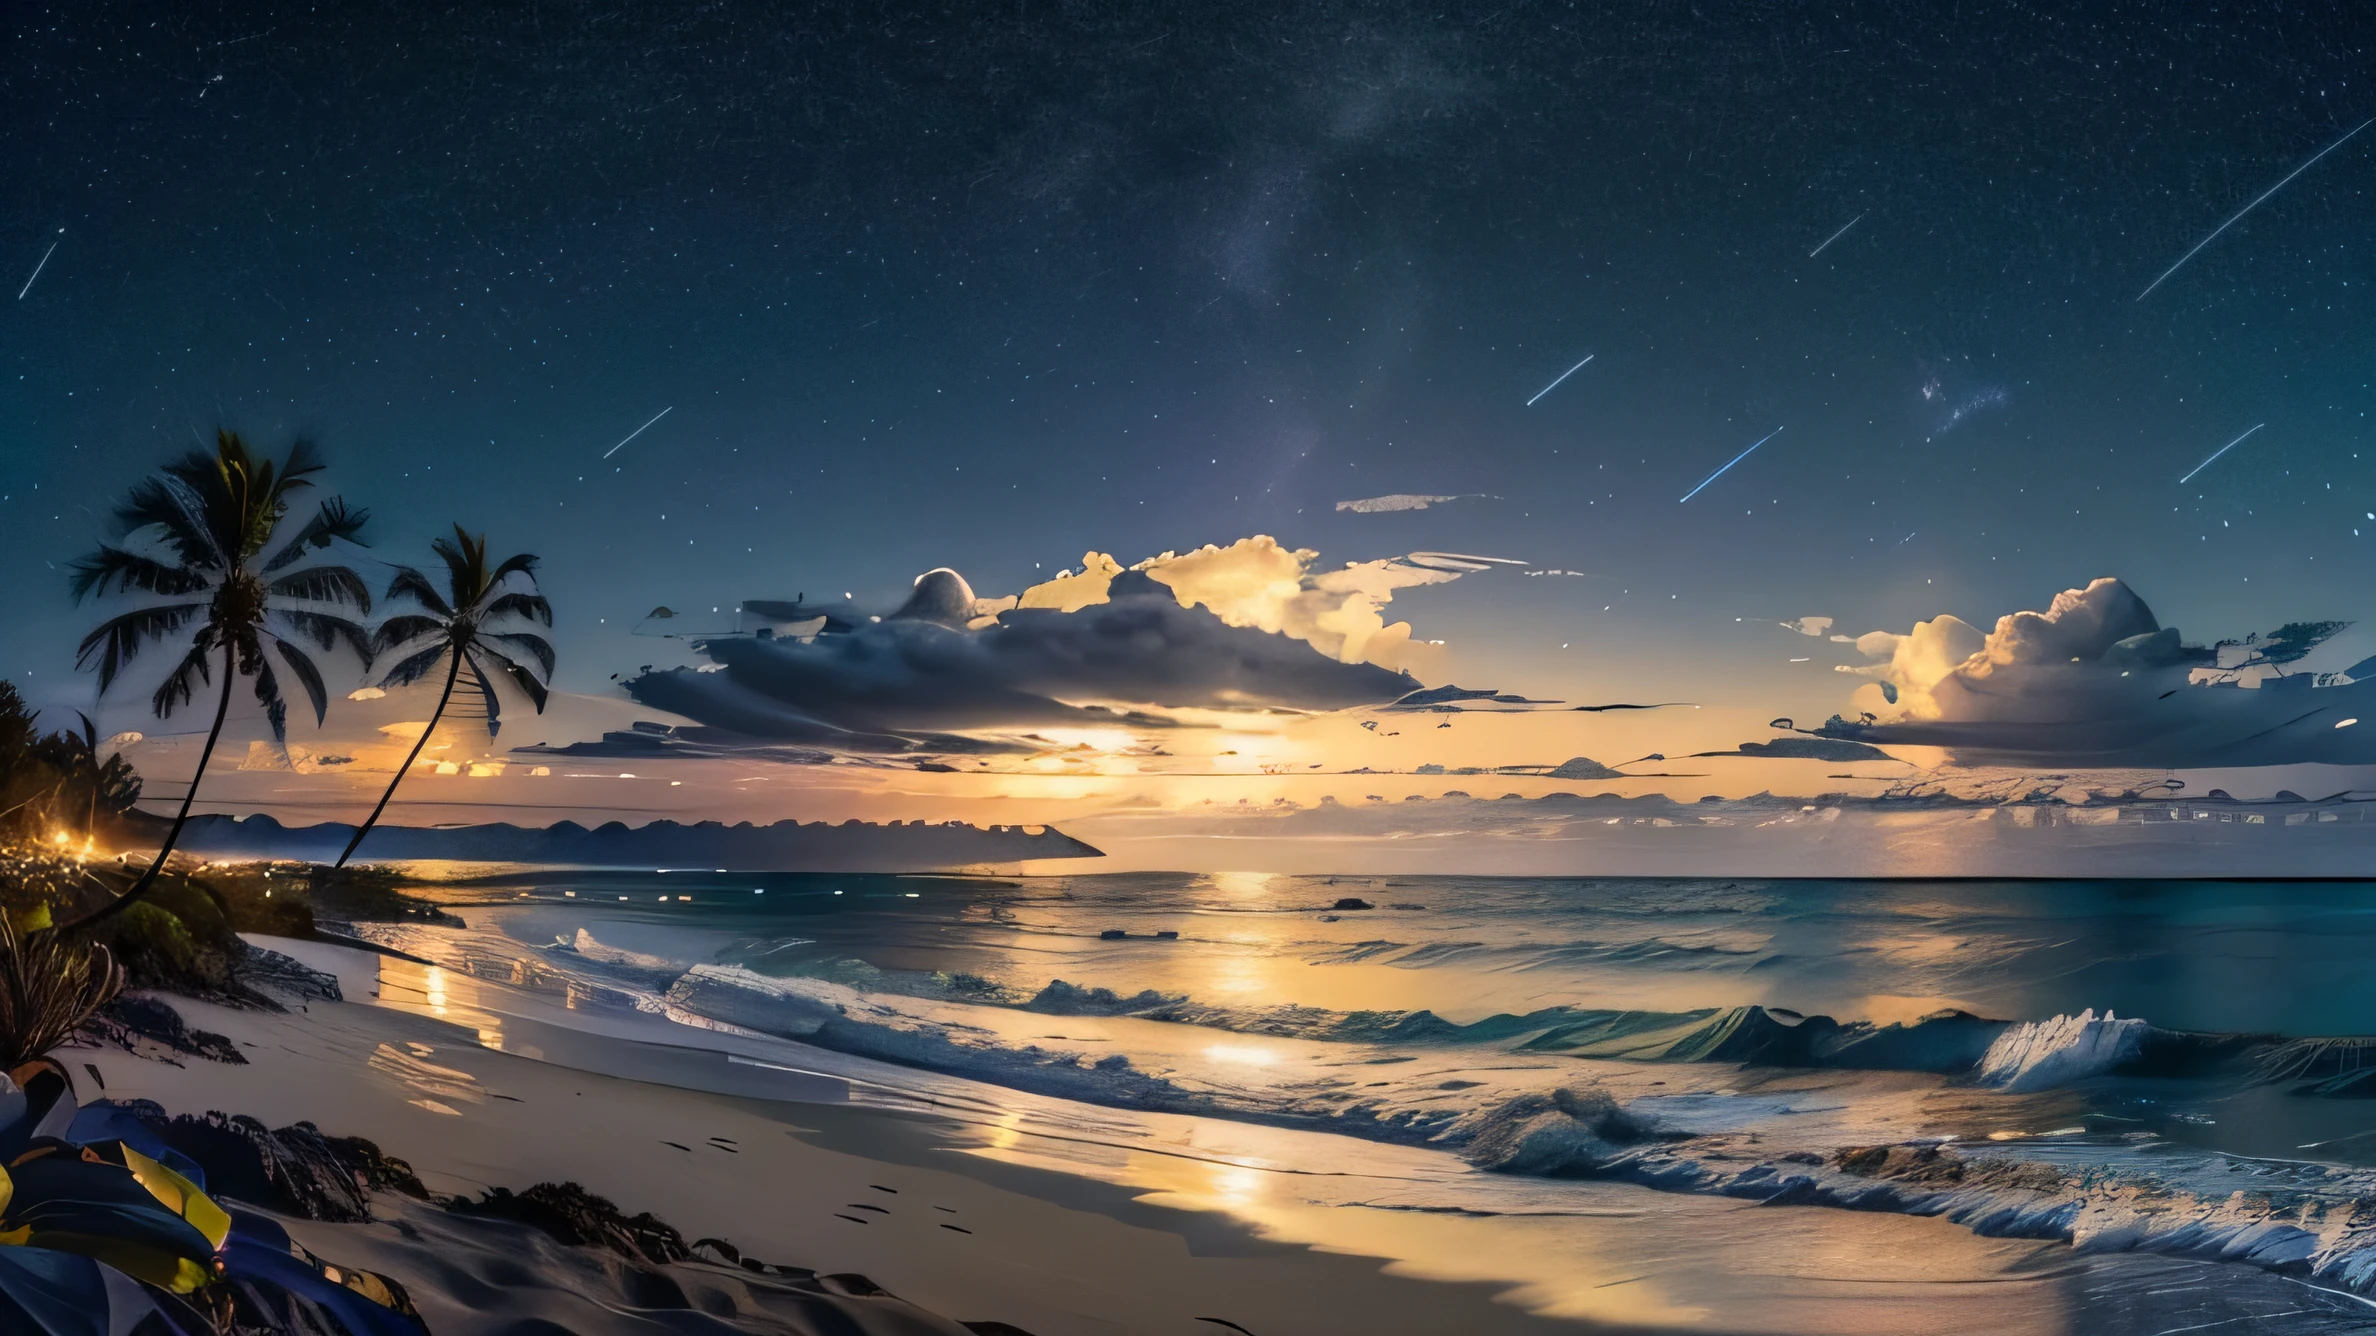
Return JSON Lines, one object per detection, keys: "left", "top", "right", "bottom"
{"left": 486, "top": 551, "right": 541, "bottom": 589}
{"left": 484, "top": 630, "right": 556, "bottom": 678}
{"left": 263, "top": 496, "right": 371, "bottom": 571}
{"left": 75, "top": 603, "right": 204, "bottom": 692}
{"left": 119, "top": 470, "right": 228, "bottom": 568}
{"left": 482, "top": 591, "right": 554, "bottom": 626}
{"left": 370, "top": 615, "right": 450, "bottom": 656}
{"left": 267, "top": 563, "right": 373, "bottom": 612}
{"left": 431, "top": 527, "right": 489, "bottom": 608}
{"left": 270, "top": 638, "right": 330, "bottom": 726}
{"left": 383, "top": 566, "right": 454, "bottom": 617}
{"left": 149, "top": 640, "right": 216, "bottom": 719}
{"left": 474, "top": 642, "right": 548, "bottom": 715}
{"left": 251, "top": 651, "right": 290, "bottom": 743}
{"left": 276, "top": 435, "right": 326, "bottom": 485}
{"left": 271, "top": 608, "right": 374, "bottom": 661}
{"left": 461, "top": 649, "right": 504, "bottom": 737}
{"left": 377, "top": 642, "right": 452, "bottom": 689}
{"left": 67, "top": 545, "right": 210, "bottom": 602}
{"left": 497, "top": 655, "right": 550, "bottom": 714}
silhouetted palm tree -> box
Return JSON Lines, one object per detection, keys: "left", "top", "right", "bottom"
{"left": 336, "top": 526, "right": 552, "bottom": 868}
{"left": 66, "top": 431, "right": 370, "bottom": 930}
{"left": 31, "top": 713, "right": 143, "bottom": 845}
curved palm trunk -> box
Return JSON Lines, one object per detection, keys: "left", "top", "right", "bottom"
{"left": 334, "top": 649, "right": 463, "bottom": 869}
{"left": 57, "top": 642, "right": 237, "bottom": 936}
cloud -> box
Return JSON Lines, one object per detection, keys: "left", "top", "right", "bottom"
{"left": 1007, "top": 536, "right": 1515, "bottom": 676}
{"left": 626, "top": 563, "right": 1430, "bottom": 750}
{"left": 1823, "top": 577, "right": 2376, "bottom": 767}
{"left": 1692, "top": 737, "right": 1899, "bottom": 762}
{"left": 1335, "top": 493, "right": 1495, "bottom": 514}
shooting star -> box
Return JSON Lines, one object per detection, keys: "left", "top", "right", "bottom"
{"left": 17, "top": 231, "right": 60, "bottom": 300}
{"left": 2138, "top": 119, "right": 2373, "bottom": 302}
{"left": 1808, "top": 212, "right": 1864, "bottom": 258}
{"left": 2178, "top": 422, "right": 2265, "bottom": 485}
{"left": 602, "top": 406, "right": 673, "bottom": 459}
{"left": 1526, "top": 354, "right": 1594, "bottom": 407}
{"left": 1679, "top": 427, "right": 1783, "bottom": 503}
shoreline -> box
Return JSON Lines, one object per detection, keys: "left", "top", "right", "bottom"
{"left": 79, "top": 940, "right": 1595, "bottom": 1336}
{"left": 62, "top": 931, "right": 2376, "bottom": 1334}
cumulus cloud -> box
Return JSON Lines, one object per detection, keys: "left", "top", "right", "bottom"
{"left": 626, "top": 562, "right": 1440, "bottom": 750}
{"left": 1007, "top": 536, "right": 1515, "bottom": 676}
{"left": 1823, "top": 577, "right": 2376, "bottom": 767}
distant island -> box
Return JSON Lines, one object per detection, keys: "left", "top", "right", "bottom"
{"left": 147, "top": 811, "right": 1103, "bottom": 871}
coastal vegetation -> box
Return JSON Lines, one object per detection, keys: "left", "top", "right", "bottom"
{"left": 64, "top": 431, "right": 372, "bottom": 932}
{"left": 0, "top": 435, "right": 557, "bottom": 1331}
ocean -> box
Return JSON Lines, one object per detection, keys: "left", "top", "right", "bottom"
{"left": 342, "top": 869, "right": 2376, "bottom": 1329}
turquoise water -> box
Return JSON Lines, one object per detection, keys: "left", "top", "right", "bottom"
{"left": 357, "top": 870, "right": 2376, "bottom": 1326}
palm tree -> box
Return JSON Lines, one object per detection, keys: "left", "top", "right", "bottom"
{"left": 335, "top": 526, "right": 552, "bottom": 868}
{"left": 31, "top": 712, "right": 143, "bottom": 846}
{"left": 65, "top": 431, "right": 371, "bottom": 930}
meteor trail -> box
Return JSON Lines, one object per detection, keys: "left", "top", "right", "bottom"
{"left": 1679, "top": 427, "right": 1782, "bottom": 503}
{"left": 2138, "top": 119, "right": 2373, "bottom": 302}
{"left": 602, "top": 406, "right": 673, "bottom": 458}
{"left": 2178, "top": 422, "right": 2265, "bottom": 485}
{"left": 1525, "top": 354, "right": 1593, "bottom": 406}
{"left": 16, "top": 234, "right": 59, "bottom": 300}
{"left": 1808, "top": 212, "right": 1864, "bottom": 258}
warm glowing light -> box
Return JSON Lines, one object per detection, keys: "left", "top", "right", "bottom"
{"left": 1208, "top": 1163, "right": 1264, "bottom": 1205}
{"left": 1030, "top": 726, "right": 1139, "bottom": 753}
{"left": 1203, "top": 1044, "right": 1278, "bottom": 1066}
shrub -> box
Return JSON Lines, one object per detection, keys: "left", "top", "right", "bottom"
{"left": 0, "top": 916, "right": 123, "bottom": 1070}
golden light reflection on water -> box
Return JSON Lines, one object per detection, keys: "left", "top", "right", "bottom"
{"left": 380, "top": 959, "right": 501, "bottom": 1045}
{"left": 1117, "top": 1151, "right": 1709, "bottom": 1330}
{"left": 958, "top": 1127, "right": 2078, "bottom": 1333}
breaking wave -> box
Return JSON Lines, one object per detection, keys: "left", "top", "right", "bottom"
{"left": 1973, "top": 1009, "right": 2149, "bottom": 1091}
{"left": 342, "top": 906, "right": 2376, "bottom": 1299}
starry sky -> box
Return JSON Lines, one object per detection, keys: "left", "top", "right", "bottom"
{"left": 5, "top": 1, "right": 2375, "bottom": 783}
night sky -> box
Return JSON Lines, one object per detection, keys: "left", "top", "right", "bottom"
{"left": 6, "top": 1, "right": 2375, "bottom": 742}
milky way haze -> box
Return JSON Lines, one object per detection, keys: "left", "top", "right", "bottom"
{"left": 3, "top": 2, "right": 2372, "bottom": 747}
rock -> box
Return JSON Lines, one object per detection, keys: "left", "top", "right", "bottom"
{"left": 234, "top": 946, "right": 342, "bottom": 1002}
{"left": 445, "top": 1182, "right": 690, "bottom": 1266}
{"left": 1098, "top": 929, "right": 1127, "bottom": 940}
{"left": 79, "top": 995, "right": 247, "bottom": 1065}
{"left": 1330, "top": 897, "right": 1374, "bottom": 911}
{"left": 88, "top": 1100, "right": 426, "bottom": 1221}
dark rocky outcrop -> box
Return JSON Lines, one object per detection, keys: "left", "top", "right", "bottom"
{"left": 445, "top": 1182, "right": 689, "bottom": 1266}
{"left": 79, "top": 995, "right": 246, "bottom": 1065}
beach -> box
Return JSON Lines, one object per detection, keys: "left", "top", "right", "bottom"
{"left": 66, "top": 904, "right": 2376, "bottom": 1335}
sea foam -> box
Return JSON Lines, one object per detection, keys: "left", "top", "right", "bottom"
{"left": 1973, "top": 1009, "right": 2149, "bottom": 1091}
